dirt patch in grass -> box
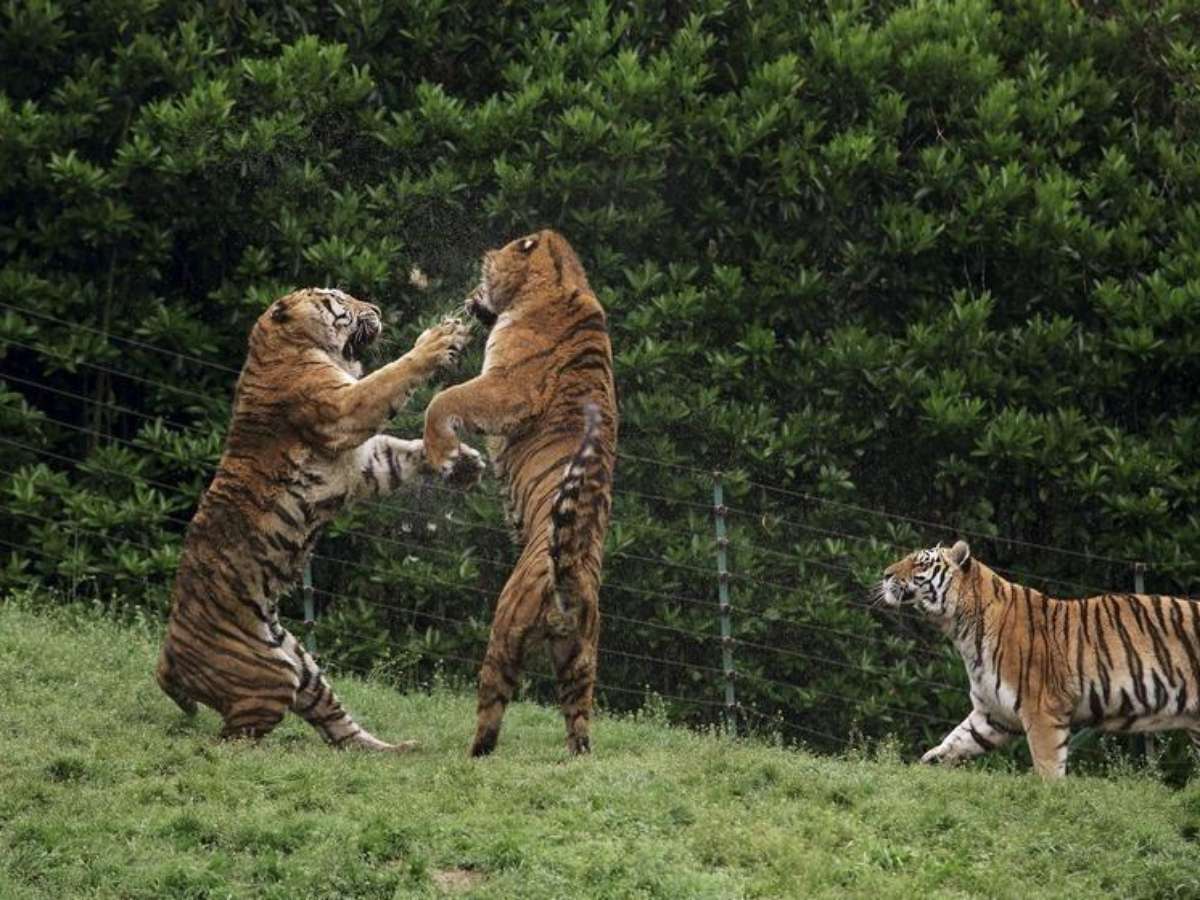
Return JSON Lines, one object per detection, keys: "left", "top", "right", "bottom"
{"left": 431, "top": 867, "right": 487, "bottom": 893}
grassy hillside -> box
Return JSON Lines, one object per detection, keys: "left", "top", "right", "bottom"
{"left": 1, "top": 600, "right": 1198, "bottom": 899}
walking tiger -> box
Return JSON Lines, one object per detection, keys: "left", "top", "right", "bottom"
{"left": 875, "top": 540, "right": 1200, "bottom": 778}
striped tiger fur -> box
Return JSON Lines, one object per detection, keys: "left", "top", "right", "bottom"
{"left": 423, "top": 230, "right": 617, "bottom": 756}
{"left": 875, "top": 540, "right": 1200, "bottom": 778}
{"left": 156, "top": 288, "right": 481, "bottom": 749}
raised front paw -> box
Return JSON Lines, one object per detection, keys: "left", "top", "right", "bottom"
{"left": 442, "top": 441, "right": 485, "bottom": 489}
{"left": 414, "top": 316, "right": 471, "bottom": 372}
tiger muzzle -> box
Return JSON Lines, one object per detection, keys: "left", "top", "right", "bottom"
{"left": 345, "top": 314, "right": 380, "bottom": 360}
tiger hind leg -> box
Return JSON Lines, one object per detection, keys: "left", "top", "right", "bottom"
{"left": 155, "top": 643, "right": 198, "bottom": 716}
{"left": 219, "top": 695, "right": 291, "bottom": 741}
{"left": 470, "top": 572, "right": 539, "bottom": 757}
{"left": 470, "top": 646, "right": 523, "bottom": 757}
{"left": 286, "top": 634, "right": 415, "bottom": 752}
{"left": 471, "top": 621, "right": 538, "bottom": 757}
{"left": 550, "top": 632, "right": 597, "bottom": 755}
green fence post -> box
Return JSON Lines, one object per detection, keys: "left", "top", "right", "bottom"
{"left": 712, "top": 473, "right": 737, "bottom": 735}
{"left": 1135, "top": 562, "right": 1155, "bottom": 761}
{"left": 302, "top": 558, "right": 316, "bottom": 655}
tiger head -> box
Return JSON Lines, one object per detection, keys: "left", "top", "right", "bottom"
{"left": 875, "top": 540, "right": 973, "bottom": 621}
{"left": 256, "top": 288, "right": 382, "bottom": 378}
{"left": 465, "top": 229, "right": 591, "bottom": 328}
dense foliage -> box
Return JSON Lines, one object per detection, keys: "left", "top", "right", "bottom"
{"left": 3, "top": 0, "right": 1200, "bottom": 772}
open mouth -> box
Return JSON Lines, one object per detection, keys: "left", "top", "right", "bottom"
{"left": 343, "top": 320, "right": 379, "bottom": 361}
{"left": 871, "top": 580, "right": 903, "bottom": 608}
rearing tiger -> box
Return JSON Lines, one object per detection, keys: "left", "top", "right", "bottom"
{"left": 156, "top": 288, "right": 482, "bottom": 749}
{"left": 875, "top": 540, "right": 1200, "bottom": 778}
{"left": 423, "top": 229, "right": 617, "bottom": 757}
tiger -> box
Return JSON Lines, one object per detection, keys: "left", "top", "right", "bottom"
{"left": 423, "top": 229, "right": 617, "bottom": 757}
{"left": 875, "top": 540, "right": 1200, "bottom": 778}
{"left": 155, "top": 287, "right": 483, "bottom": 750}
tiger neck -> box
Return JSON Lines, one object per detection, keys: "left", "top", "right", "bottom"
{"left": 947, "top": 561, "right": 1001, "bottom": 673}
{"left": 953, "top": 564, "right": 1057, "bottom": 685}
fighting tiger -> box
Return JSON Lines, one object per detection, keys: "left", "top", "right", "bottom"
{"left": 156, "top": 288, "right": 482, "bottom": 749}
{"left": 875, "top": 540, "right": 1200, "bottom": 778}
{"left": 423, "top": 230, "right": 617, "bottom": 757}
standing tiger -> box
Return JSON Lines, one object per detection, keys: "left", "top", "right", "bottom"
{"left": 875, "top": 540, "right": 1200, "bottom": 778}
{"left": 156, "top": 288, "right": 482, "bottom": 749}
{"left": 423, "top": 230, "right": 617, "bottom": 757}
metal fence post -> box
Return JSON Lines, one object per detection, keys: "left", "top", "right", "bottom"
{"left": 712, "top": 473, "right": 737, "bottom": 735}
{"left": 1135, "top": 562, "right": 1155, "bottom": 760}
{"left": 302, "top": 558, "right": 317, "bottom": 655}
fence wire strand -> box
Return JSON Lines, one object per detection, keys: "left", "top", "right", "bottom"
{"left": 5, "top": 319, "right": 1193, "bottom": 770}
{"left": 0, "top": 489, "right": 965, "bottom": 701}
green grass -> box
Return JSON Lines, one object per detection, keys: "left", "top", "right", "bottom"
{"left": 2, "top": 601, "right": 1199, "bottom": 899}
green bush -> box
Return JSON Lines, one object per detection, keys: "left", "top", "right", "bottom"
{"left": 3, "top": 0, "right": 1200, "bottom": 774}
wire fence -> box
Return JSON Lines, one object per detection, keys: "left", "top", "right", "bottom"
{"left": 2, "top": 305, "right": 1196, "bottom": 774}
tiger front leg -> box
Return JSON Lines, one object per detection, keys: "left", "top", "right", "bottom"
{"left": 1022, "top": 713, "right": 1070, "bottom": 780}
{"left": 355, "top": 435, "right": 483, "bottom": 498}
{"left": 921, "top": 708, "right": 1016, "bottom": 766}
{"left": 314, "top": 318, "right": 472, "bottom": 453}
{"left": 423, "top": 376, "right": 534, "bottom": 478}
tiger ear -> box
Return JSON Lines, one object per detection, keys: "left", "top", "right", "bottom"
{"left": 518, "top": 235, "right": 539, "bottom": 254}
{"left": 950, "top": 540, "right": 972, "bottom": 571}
{"left": 270, "top": 299, "right": 291, "bottom": 322}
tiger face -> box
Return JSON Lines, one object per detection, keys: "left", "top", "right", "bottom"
{"left": 877, "top": 541, "right": 973, "bottom": 620}
{"left": 465, "top": 231, "right": 587, "bottom": 328}
{"left": 263, "top": 288, "right": 382, "bottom": 377}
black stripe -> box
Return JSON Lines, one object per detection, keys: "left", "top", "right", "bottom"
{"left": 273, "top": 504, "right": 299, "bottom": 529}
{"left": 967, "top": 724, "right": 995, "bottom": 752}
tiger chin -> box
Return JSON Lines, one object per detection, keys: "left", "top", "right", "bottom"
{"left": 875, "top": 540, "right": 1200, "bottom": 779}
{"left": 423, "top": 230, "right": 618, "bottom": 758}
{"left": 155, "top": 287, "right": 483, "bottom": 750}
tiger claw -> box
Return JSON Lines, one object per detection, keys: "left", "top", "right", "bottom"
{"left": 442, "top": 443, "right": 485, "bottom": 488}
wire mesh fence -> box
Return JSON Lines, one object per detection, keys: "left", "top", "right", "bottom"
{"left": 2, "top": 303, "right": 1197, "bottom": 776}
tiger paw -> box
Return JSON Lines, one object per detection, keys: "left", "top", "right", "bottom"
{"left": 442, "top": 442, "right": 485, "bottom": 488}
{"left": 470, "top": 726, "right": 499, "bottom": 758}
{"left": 919, "top": 748, "right": 946, "bottom": 765}
{"left": 565, "top": 733, "right": 591, "bottom": 756}
{"left": 464, "top": 284, "right": 498, "bottom": 326}
{"left": 414, "top": 317, "right": 472, "bottom": 371}
{"left": 344, "top": 732, "right": 419, "bottom": 753}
